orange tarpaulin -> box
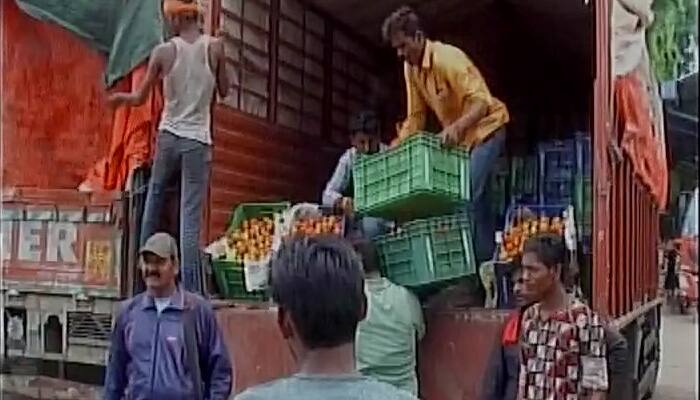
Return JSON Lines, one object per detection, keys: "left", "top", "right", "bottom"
{"left": 614, "top": 71, "right": 669, "bottom": 209}
{"left": 81, "top": 64, "right": 163, "bottom": 192}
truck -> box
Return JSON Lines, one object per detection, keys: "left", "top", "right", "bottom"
{"left": 2, "top": 0, "right": 664, "bottom": 399}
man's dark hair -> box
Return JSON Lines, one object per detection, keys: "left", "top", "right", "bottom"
{"left": 271, "top": 235, "right": 365, "bottom": 349}
{"left": 351, "top": 238, "right": 381, "bottom": 274}
{"left": 522, "top": 233, "right": 567, "bottom": 274}
{"left": 348, "top": 110, "right": 380, "bottom": 137}
{"left": 381, "top": 6, "right": 423, "bottom": 43}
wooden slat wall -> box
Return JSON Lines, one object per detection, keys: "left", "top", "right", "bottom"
{"left": 204, "top": 0, "right": 385, "bottom": 240}
{"left": 207, "top": 108, "right": 340, "bottom": 240}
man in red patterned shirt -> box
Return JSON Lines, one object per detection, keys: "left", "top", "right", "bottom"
{"left": 518, "top": 234, "right": 608, "bottom": 400}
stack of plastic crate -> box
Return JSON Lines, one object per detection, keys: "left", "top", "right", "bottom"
{"left": 537, "top": 133, "right": 592, "bottom": 254}
{"left": 353, "top": 133, "right": 477, "bottom": 294}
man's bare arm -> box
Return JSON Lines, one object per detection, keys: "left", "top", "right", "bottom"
{"left": 212, "top": 38, "right": 230, "bottom": 98}
{"left": 108, "top": 44, "right": 167, "bottom": 107}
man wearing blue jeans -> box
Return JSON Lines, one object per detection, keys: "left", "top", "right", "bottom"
{"left": 109, "top": 0, "right": 229, "bottom": 292}
{"left": 383, "top": 6, "right": 509, "bottom": 262}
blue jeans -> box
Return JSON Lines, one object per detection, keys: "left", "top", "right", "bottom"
{"left": 141, "top": 131, "right": 211, "bottom": 293}
{"left": 469, "top": 128, "right": 506, "bottom": 263}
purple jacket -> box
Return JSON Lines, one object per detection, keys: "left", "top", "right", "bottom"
{"left": 103, "top": 289, "right": 233, "bottom": 400}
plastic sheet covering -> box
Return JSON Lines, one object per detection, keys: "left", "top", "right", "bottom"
{"left": 614, "top": 71, "right": 669, "bottom": 209}
{"left": 612, "top": 0, "right": 654, "bottom": 76}
{"left": 16, "top": 0, "right": 162, "bottom": 87}
{"left": 81, "top": 64, "right": 163, "bottom": 192}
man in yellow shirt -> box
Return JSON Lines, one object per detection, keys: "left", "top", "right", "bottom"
{"left": 382, "top": 6, "right": 509, "bottom": 263}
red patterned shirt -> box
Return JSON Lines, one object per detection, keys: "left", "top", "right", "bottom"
{"left": 517, "top": 300, "right": 608, "bottom": 400}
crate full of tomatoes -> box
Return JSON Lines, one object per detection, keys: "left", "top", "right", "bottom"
{"left": 281, "top": 203, "right": 346, "bottom": 239}
{"left": 214, "top": 202, "right": 290, "bottom": 300}
{"left": 497, "top": 204, "right": 567, "bottom": 262}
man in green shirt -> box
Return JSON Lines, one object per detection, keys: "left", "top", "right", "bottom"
{"left": 353, "top": 239, "right": 426, "bottom": 396}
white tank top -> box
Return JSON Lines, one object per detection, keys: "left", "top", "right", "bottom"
{"left": 159, "top": 35, "right": 216, "bottom": 144}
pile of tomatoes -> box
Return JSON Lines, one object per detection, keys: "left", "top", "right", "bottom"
{"left": 227, "top": 217, "right": 274, "bottom": 263}
{"left": 499, "top": 214, "right": 565, "bottom": 261}
{"left": 291, "top": 215, "right": 343, "bottom": 237}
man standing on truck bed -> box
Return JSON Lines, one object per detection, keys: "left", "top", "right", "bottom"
{"left": 382, "top": 5, "right": 509, "bottom": 264}
{"left": 108, "top": 0, "right": 229, "bottom": 293}
{"left": 104, "top": 233, "right": 232, "bottom": 400}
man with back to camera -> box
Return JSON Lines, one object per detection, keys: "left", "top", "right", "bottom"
{"left": 108, "top": 0, "right": 229, "bottom": 293}
{"left": 382, "top": 5, "right": 509, "bottom": 264}
{"left": 352, "top": 238, "right": 425, "bottom": 395}
{"left": 103, "top": 232, "right": 232, "bottom": 400}
{"left": 483, "top": 254, "right": 629, "bottom": 400}
{"left": 322, "top": 110, "right": 390, "bottom": 240}
{"left": 234, "top": 236, "right": 418, "bottom": 400}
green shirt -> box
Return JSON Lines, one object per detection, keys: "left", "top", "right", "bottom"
{"left": 355, "top": 276, "right": 426, "bottom": 395}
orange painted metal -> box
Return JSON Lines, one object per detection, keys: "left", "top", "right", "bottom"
{"left": 1, "top": 188, "right": 123, "bottom": 296}
{"left": 214, "top": 305, "right": 508, "bottom": 400}
{"left": 1, "top": 0, "right": 113, "bottom": 189}
{"left": 592, "top": 0, "right": 612, "bottom": 316}
{"left": 591, "top": 0, "right": 661, "bottom": 320}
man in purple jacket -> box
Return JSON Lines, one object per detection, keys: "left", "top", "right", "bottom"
{"left": 103, "top": 233, "right": 232, "bottom": 400}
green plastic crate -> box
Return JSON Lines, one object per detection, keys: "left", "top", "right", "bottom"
{"left": 223, "top": 201, "right": 290, "bottom": 266}
{"left": 226, "top": 202, "right": 291, "bottom": 234}
{"left": 375, "top": 214, "right": 477, "bottom": 290}
{"left": 212, "top": 202, "right": 289, "bottom": 300}
{"left": 353, "top": 134, "right": 469, "bottom": 221}
{"left": 212, "top": 260, "right": 268, "bottom": 301}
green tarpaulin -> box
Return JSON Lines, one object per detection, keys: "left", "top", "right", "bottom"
{"left": 16, "top": 0, "right": 164, "bottom": 87}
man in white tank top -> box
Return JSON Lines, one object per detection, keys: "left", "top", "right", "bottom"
{"left": 109, "top": 0, "right": 229, "bottom": 293}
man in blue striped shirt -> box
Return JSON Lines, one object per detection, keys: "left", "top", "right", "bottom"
{"left": 322, "top": 111, "right": 390, "bottom": 240}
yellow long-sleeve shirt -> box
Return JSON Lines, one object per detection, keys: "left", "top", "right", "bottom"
{"left": 397, "top": 40, "right": 509, "bottom": 150}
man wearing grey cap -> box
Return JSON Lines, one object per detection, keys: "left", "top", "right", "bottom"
{"left": 322, "top": 110, "right": 390, "bottom": 240}
{"left": 104, "top": 232, "right": 233, "bottom": 400}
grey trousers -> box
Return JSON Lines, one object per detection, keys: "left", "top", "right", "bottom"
{"left": 141, "top": 131, "right": 211, "bottom": 293}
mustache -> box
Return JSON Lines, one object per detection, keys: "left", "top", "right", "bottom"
{"left": 144, "top": 269, "right": 161, "bottom": 278}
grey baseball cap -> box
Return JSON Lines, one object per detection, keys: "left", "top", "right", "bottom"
{"left": 140, "top": 232, "right": 179, "bottom": 261}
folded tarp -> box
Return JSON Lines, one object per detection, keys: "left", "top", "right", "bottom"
{"left": 16, "top": 0, "right": 163, "bottom": 87}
